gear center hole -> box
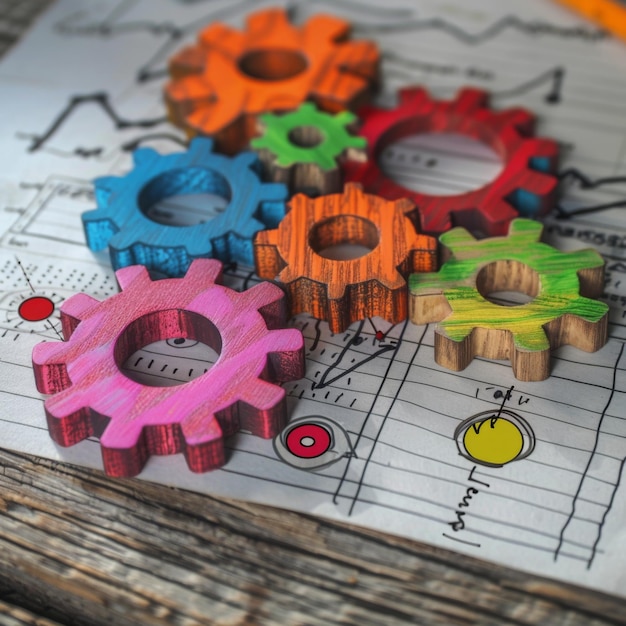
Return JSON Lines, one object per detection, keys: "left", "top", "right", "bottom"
{"left": 309, "top": 215, "right": 379, "bottom": 261}
{"left": 116, "top": 310, "right": 222, "bottom": 387}
{"left": 139, "top": 167, "right": 232, "bottom": 227}
{"left": 379, "top": 132, "right": 503, "bottom": 197}
{"left": 288, "top": 126, "right": 324, "bottom": 148}
{"left": 239, "top": 49, "right": 308, "bottom": 81}
{"left": 476, "top": 260, "right": 540, "bottom": 307}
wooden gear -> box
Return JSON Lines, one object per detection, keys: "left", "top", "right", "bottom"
{"left": 251, "top": 102, "right": 367, "bottom": 196}
{"left": 165, "top": 8, "right": 379, "bottom": 154}
{"left": 82, "top": 138, "right": 287, "bottom": 276}
{"left": 409, "top": 219, "right": 609, "bottom": 381}
{"left": 32, "top": 260, "right": 305, "bottom": 477}
{"left": 254, "top": 183, "right": 437, "bottom": 333}
{"left": 343, "top": 87, "right": 559, "bottom": 235}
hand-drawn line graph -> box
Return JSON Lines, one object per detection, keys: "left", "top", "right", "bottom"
{"left": 21, "top": 92, "right": 168, "bottom": 153}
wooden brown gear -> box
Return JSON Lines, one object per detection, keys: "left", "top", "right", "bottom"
{"left": 254, "top": 183, "right": 437, "bottom": 333}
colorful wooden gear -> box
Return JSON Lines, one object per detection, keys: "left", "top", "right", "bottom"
{"left": 165, "top": 8, "right": 379, "bottom": 154}
{"left": 31, "top": 259, "right": 305, "bottom": 477}
{"left": 254, "top": 183, "right": 438, "bottom": 333}
{"left": 82, "top": 138, "right": 287, "bottom": 276}
{"left": 343, "top": 87, "right": 559, "bottom": 236}
{"left": 409, "top": 219, "right": 608, "bottom": 381}
{"left": 251, "top": 102, "right": 367, "bottom": 196}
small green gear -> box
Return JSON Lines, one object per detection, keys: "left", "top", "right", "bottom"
{"left": 251, "top": 102, "right": 366, "bottom": 195}
{"left": 409, "top": 219, "right": 609, "bottom": 380}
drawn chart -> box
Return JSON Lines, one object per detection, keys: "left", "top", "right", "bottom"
{"left": 0, "top": 0, "right": 626, "bottom": 598}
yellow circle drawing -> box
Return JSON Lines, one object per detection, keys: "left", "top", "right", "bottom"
{"left": 455, "top": 409, "right": 535, "bottom": 467}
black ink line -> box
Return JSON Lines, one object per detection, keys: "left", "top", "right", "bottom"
{"left": 56, "top": 0, "right": 252, "bottom": 83}
{"left": 14, "top": 256, "right": 36, "bottom": 293}
{"left": 588, "top": 455, "right": 626, "bottom": 568}
{"left": 353, "top": 14, "right": 606, "bottom": 43}
{"left": 553, "top": 167, "right": 626, "bottom": 218}
{"left": 44, "top": 320, "right": 64, "bottom": 342}
{"left": 442, "top": 532, "right": 481, "bottom": 548}
{"left": 287, "top": 0, "right": 411, "bottom": 21}
{"left": 493, "top": 66, "right": 564, "bottom": 104}
{"left": 554, "top": 342, "right": 624, "bottom": 562}
{"left": 348, "top": 324, "right": 428, "bottom": 516}
{"left": 121, "top": 133, "right": 188, "bottom": 152}
{"left": 555, "top": 199, "right": 626, "bottom": 219}
{"left": 309, "top": 319, "right": 322, "bottom": 352}
{"left": 315, "top": 345, "right": 395, "bottom": 389}
{"left": 24, "top": 93, "right": 167, "bottom": 153}
{"left": 558, "top": 168, "right": 626, "bottom": 189}
{"left": 332, "top": 320, "right": 409, "bottom": 505}
{"left": 314, "top": 321, "right": 397, "bottom": 389}
{"left": 495, "top": 385, "right": 513, "bottom": 419}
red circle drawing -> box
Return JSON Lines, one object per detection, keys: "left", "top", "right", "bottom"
{"left": 18, "top": 296, "right": 55, "bottom": 322}
{"left": 285, "top": 423, "right": 331, "bottom": 458}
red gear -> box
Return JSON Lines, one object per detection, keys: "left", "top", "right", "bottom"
{"left": 343, "top": 87, "right": 559, "bottom": 235}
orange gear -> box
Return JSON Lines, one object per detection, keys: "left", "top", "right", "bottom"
{"left": 254, "top": 184, "right": 437, "bottom": 333}
{"left": 164, "top": 8, "right": 379, "bottom": 153}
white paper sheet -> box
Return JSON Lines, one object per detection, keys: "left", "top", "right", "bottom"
{"left": 1, "top": 0, "right": 626, "bottom": 597}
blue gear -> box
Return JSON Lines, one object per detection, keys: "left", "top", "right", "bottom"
{"left": 82, "top": 138, "right": 287, "bottom": 276}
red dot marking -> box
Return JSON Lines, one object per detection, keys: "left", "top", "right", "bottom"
{"left": 285, "top": 423, "right": 332, "bottom": 459}
{"left": 375, "top": 330, "right": 385, "bottom": 342}
{"left": 18, "top": 296, "right": 55, "bottom": 322}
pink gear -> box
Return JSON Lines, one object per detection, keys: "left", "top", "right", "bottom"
{"left": 32, "top": 260, "right": 304, "bottom": 477}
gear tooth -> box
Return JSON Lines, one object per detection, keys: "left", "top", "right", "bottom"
{"left": 93, "top": 176, "right": 120, "bottom": 207}
{"left": 576, "top": 297, "right": 609, "bottom": 323}
{"left": 512, "top": 327, "right": 551, "bottom": 353}
{"left": 188, "top": 136, "right": 215, "bottom": 155}
{"left": 238, "top": 279, "right": 285, "bottom": 311}
{"left": 32, "top": 340, "right": 65, "bottom": 368}
{"left": 241, "top": 379, "right": 285, "bottom": 412}
{"left": 452, "top": 87, "right": 488, "bottom": 112}
{"left": 327, "top": 281, "right": 347, "bottom": 301}
{"left": 115, "top": 265, "right": 151, "bottom": 290}
{"left": 185, "top": 258, "right": 223, "bottom": 285}
{"left": 507, "top": 218, "right": 543, "bottom": 242}
{"left": 133, "top": 147, "right": 159, "bottom": 166}
{"left": 568, "top": 248, "right": 604, "bottom": 271}
{"left": 335, "top": 109, "right": 357, "bottom": 125}
{"left": 260, "top": 182, "right": 288, "bottom": 202}
{"left": 440, "top": 226, "right": 476, "bottom": 249}
{"left": 520, "top": 168, "right": 558, "bottom": 195}
{"left": 233, "top": 151, "right": 258, "bottom": 169}
{"left": 61, "top": 292, "right": 100, "bottom": 321}
{"left": 94, "top": 175, "right": 120, "bottom": 191}
{"left": 398, "top": 86, "right": 429, "bottom": 107}
{"left": 268, "top": 327, "right": 305, "bottom": 354}
{"left": 304, "top": 13, "right": 349, "bottom": 40}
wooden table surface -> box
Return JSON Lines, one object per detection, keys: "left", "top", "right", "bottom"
{"left": 1, "top": 1, "right": 625, "bottom": 624}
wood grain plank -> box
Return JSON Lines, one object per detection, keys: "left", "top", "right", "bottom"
{"left": 0, "top": 449, "right": 624, "bottom": 625}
